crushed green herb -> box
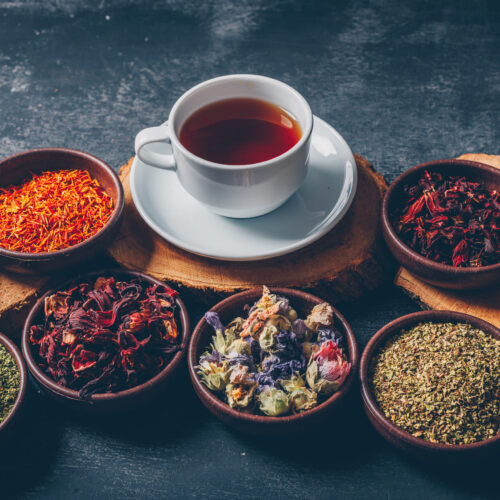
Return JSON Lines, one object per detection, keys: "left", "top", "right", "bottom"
{"left": 0, "top": 343, "right": 20, "bottom": 424}
{"left": 369, "top": 322, "right": 500, "bottom": 445}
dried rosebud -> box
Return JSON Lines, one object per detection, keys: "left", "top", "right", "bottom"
{"left": 226, "top": 382, "right": 257, "bottom": 409}
{"left": 197, "top": 357, "right": 231, "bottom": 392}
{"left": 229, "top": 363, "right": 255, "bottom": 385}
{"left": 305, "top": 303, "right": 334, "bottom": 332}
{"left": 306, "top": 340, "right": 350, "bottom": 396}
{"left": 289, "top": 387, "right": 317, "bottom": 413}
{"left": 258, "top": 386, "right": 290, "bottom": 416}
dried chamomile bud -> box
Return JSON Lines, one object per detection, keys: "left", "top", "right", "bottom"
{"left": 258, "top": 386, "right": 290, "bottom": 416}
{"left": 226, "top": 382, "right": 257, "bottom": 409}
{"left": 227, "top": 338, "right": 251, "bottom": 357}
{"left": 211, "top": 329, "right": 237, "bottom": 356}
{"left": 289, "top": 387, "right": 317, "bottom": 413}
{"left": 305, "top": 303, "right": 334, "bottom": 332}
{"left": 197, "top": 358, "right": 231, "bottom": 392}
{"left": 287, "top": 308, "right": 298, "bottom": 322}
{"left": 265, "top": 314, "right": 291, "bottom": 332}
{"left": 259, "top": 325, "right": 278, "bottom": 352}
{"left": 280, "top": 372, "right": 306, "bottom": 393}
{"left": 306, "top": 340, "right": 350, "bottom": 396}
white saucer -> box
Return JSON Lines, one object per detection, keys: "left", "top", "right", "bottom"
{"left": 130, "top": 115, "right": 357, "bottom": 261}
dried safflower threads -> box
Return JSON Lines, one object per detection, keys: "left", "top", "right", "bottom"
{"left": 369, "top": 322, "right": 500, "bottom": 445}
{"left": 0, "top": 169, "right": 114, "bottom": 253}
{"left": 197, "top": 287, "right": 351, "bottom": 416}
{"left": 393, "top": 170, "right": 500, "bottom": 267}
{"left": 0, "top": 343, "right": 20, "bottom": 424}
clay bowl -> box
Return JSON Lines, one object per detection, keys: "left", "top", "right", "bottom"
{"left": 22, "top": 269, "right": 190, "bottom": 413}
{"left": 382, "top": 159, "right": 500, "bottom": 289}
{"left": 360, "top": 310, "right": 500, "bottom": 461}
{"left": 188, "top": 287, "right": 359, "bottom": 435}
{"left": 0, "top": 333, "right": 28, "bottom": 438}
{"left": 0, "top": 148, "right": 124, "bottom": 274}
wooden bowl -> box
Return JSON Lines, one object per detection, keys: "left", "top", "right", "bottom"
{"left": 21, "top": 269, "right": 190, "bottom": 413}
{"left": 360, "top": 310, "right": 500, "bottom": 460}
{"left": 188, "top": 287, "right": 359, "bottom": 435}
{"left": 0, "top": 333, "right": 28, "bottom": 437}
{"left": 0, "top": 148, "right": 124, "bottom": 274}
{"left": 382, "top": 159, "right": 500, "bottom": 289}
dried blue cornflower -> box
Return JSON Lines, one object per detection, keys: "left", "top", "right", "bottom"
{"left": 291, "top": 319, "right": 309, "bottom": 341}
{"left": 318, "top": 326, "right": 345, "bottom": 350}
{"left": 205, "top": 311, "right": 224, "bottom": 333}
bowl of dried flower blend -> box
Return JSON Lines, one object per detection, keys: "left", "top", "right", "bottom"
{"left": 360, "top": 310, "right": 500, "bottom": 459}
{"left": 22, "top": 269, "right": 189, "bottom": 413}
{"left": 382, "top": 159, "right": 500, "bottom": 289}
{"left": 0, "top": 333, "right": 27, "bottom": 436}
{"left": 188, "top": 286, "right": 359, "bottom": 435}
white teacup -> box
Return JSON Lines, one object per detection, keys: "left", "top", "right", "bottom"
{"left": 135, "top": 74, "right": 313, "bottom": 218}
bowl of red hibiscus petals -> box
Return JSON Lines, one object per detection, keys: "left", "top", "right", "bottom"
{"left": 22, "top": 270, "right": 189, "bottom": 412}
{"left": 188, "top": 286, "right": 359, "bottom": 435}
{"left": 382, "top": 159, "right": 500, "bottom": 289}
{"left": 0, "top": 148, "right": 124, "bottom": 274}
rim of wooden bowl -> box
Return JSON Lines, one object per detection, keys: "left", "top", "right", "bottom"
{"left": 0, "top": 333, "right": 28, "bottom": 432}
{"left": 188, "top": 287, "right": 359, "bottom": 426}
{"left": 21, "top": 269, "right": 190, "bottom": 403}
{"left": 359, "top": 309, "right": 500, "bottom": 453}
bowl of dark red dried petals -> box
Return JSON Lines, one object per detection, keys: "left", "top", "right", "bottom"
{"left": 22, "top": 270, "right": 189, "bottom": 412}
{"left": 360, "top": 310, "right": 500, "bottom": 460}
{"left": 382, "top": 159, "right": 500, "bottom": 289}
{"left": 188, "top": 286, "right": 358, "bottom": 435}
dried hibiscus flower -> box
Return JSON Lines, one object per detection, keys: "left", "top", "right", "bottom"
{"left": 30, "top": 275, "right": 181, "bottom": 398}
{"left": 196, "top": 286, "right": 351, "bottom": 416}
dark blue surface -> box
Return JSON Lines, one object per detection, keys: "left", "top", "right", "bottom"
{"left": 0, "top": 1, "right": 498, "bottom": 499}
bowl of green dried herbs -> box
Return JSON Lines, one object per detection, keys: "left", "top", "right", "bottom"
{"left": 360, "top": 310, "right": 500, "bottom": 459}
{"left": 0, "top": 333, "right": 27, "bottom": 436}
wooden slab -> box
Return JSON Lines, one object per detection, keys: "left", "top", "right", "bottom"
{"left": 108, "top": 155, "right": 393, "bottom": 303}
{"left": 395, "top": 153, "right": 500, "bottom": 328}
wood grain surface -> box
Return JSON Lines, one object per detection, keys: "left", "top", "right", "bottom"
{"left": 108, "top": 154, "right": 393, "bottom": 302}
{"left": 395, "top": 153, "right": 500, "bottom": 327}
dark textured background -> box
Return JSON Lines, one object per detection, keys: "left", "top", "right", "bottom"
{"left": 0, "top": 1, "right": 498, "bottom": 499}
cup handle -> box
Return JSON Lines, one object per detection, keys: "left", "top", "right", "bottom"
{"left": 135, "top": 123, "right": 176, "bottom": 170}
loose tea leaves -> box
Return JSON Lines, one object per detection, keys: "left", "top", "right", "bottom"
{"left": 393, "top": 170, "right": 500, "bottom": 267}
{"left": 30, "top": 276, "right": 181, "bottom": 398}
{"left": 370, "top": 322, "right": 500, "bottom": 445}
{"left": 197, "top": 286, "right": 350, "bottom": 416}
{"left": 0, "top": 343, "right": 20, "bottom": 424}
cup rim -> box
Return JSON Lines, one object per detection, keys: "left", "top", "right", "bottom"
{"left": 167, "top": 74, "right": 314, "bottom": 170}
